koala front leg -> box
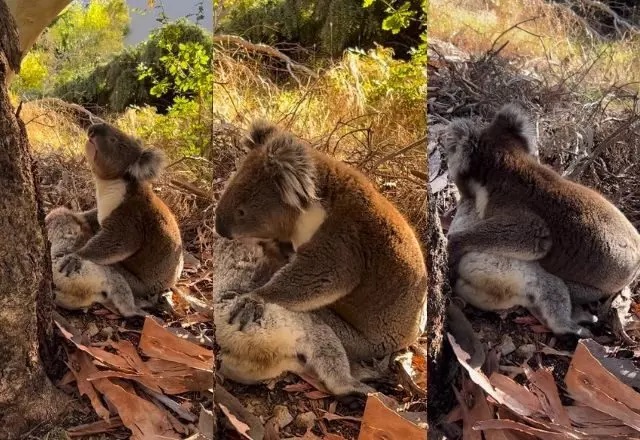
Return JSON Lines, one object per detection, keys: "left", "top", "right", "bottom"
{"left": 447, "top": 209, "right": 551, "bottom": 267}
{"left": 246, "top": 232, "right": 362, "bottom": 313}
{"left": 60, "top": 218, "right": 142, "bottom": 276}
{"left": 78, "top": 208, "right": 100, "bottom": 234}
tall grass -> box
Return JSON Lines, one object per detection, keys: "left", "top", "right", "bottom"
{"left": 429, "top": 0, "right": 640, "bottom": 93}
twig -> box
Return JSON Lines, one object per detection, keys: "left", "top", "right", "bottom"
{"left": 371, "top": 136, "right": 427, "bottom": 169}
{"left": 169, "top": 178, "right": 211, "bottom": 201}
{"left": 213, "top": 34, "right": 318, "bottom": 80}
{"left": 486, "top": 17, "right": 541, "bottom": 58}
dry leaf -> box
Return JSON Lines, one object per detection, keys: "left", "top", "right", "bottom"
{"left": 523, "top": 365, "right": 571, "bottom": 427}
{"left": 66, "top": 351, "right": 111, "bottom": 421}
{"left": 565, "top": 340, "right": 640, "bottom": 431}
{"left": 219, "top": 403, "right": 253, "bottom": 440}
{"left": 139, "top": 317, "right": 213, "bottom": 371}
{"left": 66, "top": 417, "right": 124, "bottom": 437}
{"left": 358, "top": 393, "right": 426, "bottom": 440}
{"left": 91, "top": 377, "right": 181, "bottom": 439}
{"left": 448, "top": 333, "right": 542, "bottom": 418}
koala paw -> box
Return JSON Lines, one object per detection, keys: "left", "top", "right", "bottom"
{"left": 228, "top": 294, "right": 265, "bottom": 331}
{"left": 58, "top": 253, "right": 83, "bottom": 276}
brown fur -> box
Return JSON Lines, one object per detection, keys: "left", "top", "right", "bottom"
{"left": 215, "top": 121, "right": 427, "bottom": 361}
{"left": 61, "top": 123, "right": 183, "bottom": 297}
{"left": 445, "top": 104, "right": 640, "bottom": 296}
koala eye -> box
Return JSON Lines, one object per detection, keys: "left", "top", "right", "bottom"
{"left": 237, "top": 208, "right": 246, "bottom": 218}
{"left": 109, "top": 136, "right": 117, "bottom": 144}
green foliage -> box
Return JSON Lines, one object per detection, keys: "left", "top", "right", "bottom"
{"left": 14, "top": 0, "right": 130, "bottom": 95}
{"left": 218, "top": 0, "right": 424, "bottom": 58}
{"left": 53, "top": 20, "right": 213, "bottom": 113}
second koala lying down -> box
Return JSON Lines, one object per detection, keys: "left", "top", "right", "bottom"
{"left": 213, "top": 238, "right": 378, "bottom": 397}
{"left": 45, "top": 207, "right": 147, "bottom": 317}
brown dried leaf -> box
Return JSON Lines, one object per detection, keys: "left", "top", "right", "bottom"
{"left": 67, "top": 351, "right": 111, "bottom": 421}
{"left": 56, "top": 322, "right": 135, "bottom": 373}
{"left": 449, "top": 333, "right": 542, "bottom": 418}
{"left": 139, "top": 317, "right": 213, "bottom": 371}
{"left": 218, "top": 402, "right": 253, "bottom": 440}
{"left": 523, "top": 365, "right": 571, "bottom": 427}
{"left": 358, "top": 393, "right": 426, "bottom": 440}
{"left": 283, "top": 382, "right": 313, "bottom": 393}
{"left": 91, "top": 377, "right": 181, "bottom": 439}
{"left": 66, "top": 417, "right": 123, "bottom": 437}
{"left": 474, "top": 419, "right": 581, "bottom": 440}
{"left": 565, "top": 340, "right": 640, "bottom": 431}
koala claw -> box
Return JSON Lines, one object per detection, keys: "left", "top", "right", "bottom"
{"left": 228, "top": 294, "right": 265, "bottom": 330}
{"left": 59, "top": 253, "right": 83, "bottom": 276}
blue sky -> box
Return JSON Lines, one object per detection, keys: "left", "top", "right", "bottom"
{"left": 125, "top": 0, "right": 212, "bottom": 45}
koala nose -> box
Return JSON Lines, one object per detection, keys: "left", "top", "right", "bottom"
{"left": 215, "top": 215, "right": 231, "bottom": 238}
{"left": 87, "top": 123, "right": 107, "bottom": 138}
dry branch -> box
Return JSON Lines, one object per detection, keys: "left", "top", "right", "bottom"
{"left": 213, "top": 34, "right": 318, "bottom": 82}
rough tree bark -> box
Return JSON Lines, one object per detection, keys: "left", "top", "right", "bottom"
{"left": 0, "top": 1, "right": 70, "bottom": 437}
{"left": 425, "top": 186, "right": 454, "bottom": 429}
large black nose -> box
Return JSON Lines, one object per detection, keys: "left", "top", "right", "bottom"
{"left": 87, "top": 123, "right": 107, "bottom": 138}
{"left": 215, "top": 215, "right": 230, "bottom": 238}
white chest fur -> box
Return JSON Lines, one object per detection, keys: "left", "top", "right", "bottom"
{"left": 469, "top": 180, "right": 489, "bottom": 220}
{"left": 291, "top": 203, "right": 327, "bottom": 250}
{"left": 95, "top": 178, "right": 127, "bottom": 224}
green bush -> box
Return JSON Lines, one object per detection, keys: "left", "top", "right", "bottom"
{"left": 53, "top": 20, "right": 212, "bottom": 114}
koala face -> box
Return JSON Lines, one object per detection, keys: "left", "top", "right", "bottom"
{"left": 214, "top": 152, "right": 299, "bottom": 241}
{"left": 86, "top": 123, "right": 164, "bottom": 181}
{"left": 86, "top": 123, "right": 143, "bottom": 179}
{"left": 45, "top": 208, "right": 92, "bottom": 245}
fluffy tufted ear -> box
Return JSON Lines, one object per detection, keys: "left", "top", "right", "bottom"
{"left": 443, "top": 118, "right": 478, "bottom": 153}
{"left": 128, "top": 148, "right": 166, "bottom": 181}
{"left": 243, "top": 119, "right": 279, "bottom": 150}
{"left": 44, "top": 206, "right": 74, "bottom": 226}
{"left": 487, "top": 103, "right": 536, "bottom": 154}
{"left": 265, "top": 134, "right": 317, "bottom": 210}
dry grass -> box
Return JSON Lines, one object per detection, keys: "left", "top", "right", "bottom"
{"left": 429, "top": 0, "right": 640, "bottom": 92}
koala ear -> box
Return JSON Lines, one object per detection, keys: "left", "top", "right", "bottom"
{"left": 44, "top": 206, "right": 72, "bottom": 226}
{"left": 128, "top": 148, "right": 166, "bottom": 181}
{"left": 487, "top": 103, "right": 536, "bottom": 154}
{"left": 243, "top": 119, "right": 278, "bottom": 150}
{"left": 266, "top": 134, "right": 317, "bottom": 210}
{"left": 443, "top": 118, "right": 478, "bottom": 152}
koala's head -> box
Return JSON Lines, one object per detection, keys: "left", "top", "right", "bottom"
{"left": 214, "top": 120, "right": 317, "bottom": 241}
{"left": 85, "top": 123, "right": 166, "bottom": 181}
{"left": 443, "top": 104, "right": 537, "bottom": 180}
{"left": 45, "top": 207, "right": 92, "bottom": 245}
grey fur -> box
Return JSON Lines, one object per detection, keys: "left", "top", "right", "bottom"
{"left": 45, "top": 207, "right": 146, "bottom": 318}
{"left": 127, "top": 148, "right": 166, "bottom": 181}
{"left": 215, "top": 121, "right": 427, "bottom": 367}
{"left": 444, "top": 103, "right": 640, "bottom": 337}
{"left": 212, "top": 237, "right": 376, "bottom": 396}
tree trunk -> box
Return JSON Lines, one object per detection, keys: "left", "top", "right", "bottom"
{"left": 425, "top": 186, "right": 455, "bottom": 436}
{"left": 0, "top": 1, "right": 68, "bottom": 437}
{"left": 5, "top": 0, "right": 72, "bottom": 72}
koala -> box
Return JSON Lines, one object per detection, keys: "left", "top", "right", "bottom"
{"left": 213, "top": 237, "right": 376, "bottom": 396}
{"left": 448, "top": 198, "right": 598, "bottom": 337}
{"left": 45, "top": 207, "right": 146, "bottom": 317}
{"left": 214, "top": 120, "right": 427, "bottom": 362}
{"left": 58, "top": 122, "right": 184, "bottom": 300}
{"left": 443, "top": 104, "right": 640, "bottom": 335}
